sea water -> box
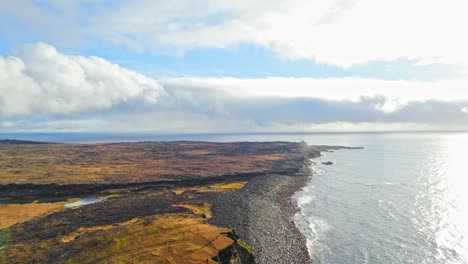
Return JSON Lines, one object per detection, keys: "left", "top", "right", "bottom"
{"left": 3, "top": 132, "right": 468, "bottom": 263}
{"left": 294, "top": 133, "right": 468, "bottom": 264}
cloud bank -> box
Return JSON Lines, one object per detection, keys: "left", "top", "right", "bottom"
{"left": 1, "top": 43, "right": 468, "bottom": 132}
{"left": 0, "top": 43, "right": 163, "bottom": 116}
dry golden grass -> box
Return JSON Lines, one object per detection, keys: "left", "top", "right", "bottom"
{"left": 1, "top": 178, "right": 251, "bottom": 263}
{"left": 173, "top": 181, "right": 247, "bottom": 195}
{"left": 4, "top": 213, "right": 233, "bottom": 264}
{"left": 60, "top": 218, "right": 139, "bottom": 243}
{"left": 208, "top": 181, "right": 247, "bottom": 190}
{"left": 0, "top": 199, "right": 78, "bottom": 229}
{"left": 0, "top": 142, "right": 292, "bottom": 184}
{"left": 174, "top": 203, "right": 213, "bottom": 219}
{"left": 59, "top": 214, "right": 234, "bottom": 264}
{"left": 0, "top": 141, "right": 285, "bottom": 262}
{"left": 181, "top": 150, "right": 213, "bottom": 155}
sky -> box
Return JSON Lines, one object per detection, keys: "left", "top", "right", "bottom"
{"left": 1, "top": 0, "right": 468, "bottom": 132}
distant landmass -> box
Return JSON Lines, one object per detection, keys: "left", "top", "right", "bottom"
{"left": 0, "top": 139, "right": 52, "bottom": 144}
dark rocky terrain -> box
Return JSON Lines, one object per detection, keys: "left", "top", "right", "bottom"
{"left": 210, "top": 158, "right": 314, "bottom": 263}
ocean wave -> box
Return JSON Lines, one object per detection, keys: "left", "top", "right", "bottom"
{"left": 297, "top": 193, "right": 315, "bottom": 207}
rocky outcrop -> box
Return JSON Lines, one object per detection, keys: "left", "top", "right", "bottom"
{"left": 216, "top": 231, "right": 256, "bottom": 264}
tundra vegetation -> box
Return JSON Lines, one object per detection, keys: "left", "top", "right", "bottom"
{"left": 0, "top": 140, "right": 334, "bottom": 263}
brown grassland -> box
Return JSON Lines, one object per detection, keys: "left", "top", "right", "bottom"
{"left": 0, "top": 141, "right": 300, "bottom": 185}
{"left": 0, "top": 201, "right": 71, "bottom": 229}
{"left": 1, "top": 183, "right": 249, "bottom": 263}
{"left": 0, "top": 141, "right": 320, "bottom": 263}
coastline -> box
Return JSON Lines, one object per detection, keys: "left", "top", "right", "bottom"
{"left": 0, "top": 140, "right": 351, "bottom": 263}
{"left": 209, "top": 160, "right": 314, "bottom": 263}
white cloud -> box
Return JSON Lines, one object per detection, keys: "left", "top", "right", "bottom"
{"left": 3, "top": 0, "right": 467, "bottom": 72}
{"left": 2, "top": 43, "right": 468, "bottom": 132}
{"left": 0, "top": 43, "right": 164, "bottom": 116}
{"left": 161, "top": 77, "right": 468, "bottom": 105}
{"left": 90, "top": 0, "right": 468, "bottom": 68}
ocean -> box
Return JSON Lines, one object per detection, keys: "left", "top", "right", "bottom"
{"left": 2, "top": 132, "right": 467, "bottom": 263}
{"left": 294, "top": 133, "right": 468, "bottom": 264}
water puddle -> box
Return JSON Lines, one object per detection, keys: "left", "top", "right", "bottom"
{"left": 64, "top": 196, "right": 103, "bottom": 208}
{"left": 0, "top": 196, "right": 104, "bottom": 207}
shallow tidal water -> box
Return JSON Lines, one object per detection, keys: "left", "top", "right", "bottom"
{"left": 3, "top": 132, "right": 468, "bottom": 263}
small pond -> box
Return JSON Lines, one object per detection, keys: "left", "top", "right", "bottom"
{"left": 64, "top": 196, "right": 103, "bottom": 208}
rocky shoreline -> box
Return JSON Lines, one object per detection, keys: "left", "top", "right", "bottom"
{"left": 210, "top": 160, "right": 314, "bottom": 263}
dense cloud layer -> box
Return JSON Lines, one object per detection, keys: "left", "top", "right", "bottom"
{"left": 2, "top": 0, "right": 467, "bottom": 70}
{"left": 158, "top": 83, "right": 468, "bottom": 129}
{"left": 0, "top": 43, "right": 163, "bottom": 116}
{"left": 1, "top": 43, "right": 468, "bottom": 132}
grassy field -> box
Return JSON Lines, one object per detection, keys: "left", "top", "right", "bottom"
{"left": 0, "top": 141, "right": 310, "bottom": 263}
{"left": 58, "top": 213, "right": 234, "bottom": 263}
{"left": 0, "top": 200, "right": 73, "bottom": 229}
{"left": 1, "top": 182, "right": 252, "bottom": 263}
{"left": 0, "top": 141, "right": 299, "bottom": 185}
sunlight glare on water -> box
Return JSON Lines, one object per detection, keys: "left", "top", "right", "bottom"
{"left": 294, "top": 133, "right": 468, "bottom": 264}
{"left": 430, "top": 134, "right": 468, "bottom": 263}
